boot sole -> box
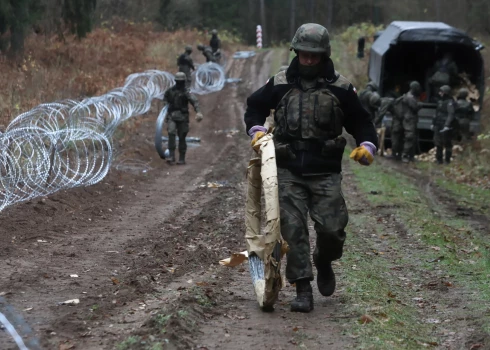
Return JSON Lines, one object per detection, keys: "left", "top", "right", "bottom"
{"left": 290, "top": 305, "right": 314, "bottom": 313}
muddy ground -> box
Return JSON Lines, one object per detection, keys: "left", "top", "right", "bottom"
{"left": 1, "top": 51, "right": 489, "bottom": 350}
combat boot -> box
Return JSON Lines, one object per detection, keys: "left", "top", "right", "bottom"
{"left": 290, "top": 280, "right": 314, "bottom": 313}
{"left": 177, "top": 151, "right": 186, "bottom": 165}
{"left": 401, "top": 154, "right": 410, "bottom": 163}
{"left": 315, "top": 261, "right": 336, "bottom": 296}
{"left": 166, "top": 150, "right": 175, "bottom": 165}
{"left": 445, "top": 149, "right": 452, "bottom": 164}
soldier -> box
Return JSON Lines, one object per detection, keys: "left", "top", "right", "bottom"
{"left": 359, "top": 81, "right": 378, "bottom": 122}
{"left": 432, "top": 85, "right": 457, "bottom": 164}
{"left": 369, "top": 92, "right": 395, "bottom": 128}
{"left": 163, "top": 72, "right": 203, "bottom": 165}
{"left": 244, "top": 23, "right": 378, "bottom": 313}
{"left": 455, "top": 88, "right": 474, "bottom": 142}
{"left": 210, "top": 29, "right": 221, "bottom": 53}
{"left": 428, "top": 53, "right": 459, "bottom": 102}
{"left": 177, "top": 45, "right": 195, "bottom": 87}
{"left": 197, "top": 44, "right": 217, "bottom": 63}
{"left": 399, "top": 81, "right": 422, "bottom": 163}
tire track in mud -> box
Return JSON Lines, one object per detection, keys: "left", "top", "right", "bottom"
{"left": 343, "top": 160, "right": 489, "bottom": 349}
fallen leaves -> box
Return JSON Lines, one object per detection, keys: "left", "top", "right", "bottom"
{"left": 359, "top": 314, "right": 374, "bottom": 324}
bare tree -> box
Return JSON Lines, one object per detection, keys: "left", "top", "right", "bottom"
{"left": 326, "top": 0, "right": 333, "bottom": 30}
{"left": 289, "top": 0, "right": 296, "bottom": 38}
{"left": 259, "top": 0, "right": 266, "bottom": 46}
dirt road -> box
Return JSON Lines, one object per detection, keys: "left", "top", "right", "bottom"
{"left": 1, "top": 51, "right": 488, "bottom": 350}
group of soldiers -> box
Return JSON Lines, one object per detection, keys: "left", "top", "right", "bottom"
{"left": 360, "top": 77, "right": 474, "bottom": 164}
{"left": 160, "top": 30, "right": 222, "bottom": 165}
{"left": 176, "top": 29, "right": 222, "bottom": 86}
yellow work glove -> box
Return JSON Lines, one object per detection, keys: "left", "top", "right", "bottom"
{"left": 195, "top": 112, "right": 203, "bottom": 122}
{"left": 251, "top": 131, "right": 266, "bottom": 151}
{"left": 350, "top": 146, "right": 374, "bottom": 166}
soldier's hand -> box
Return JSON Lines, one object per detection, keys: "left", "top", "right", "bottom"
{"left": 251, "top": 131, "right": 266, "bottom": 151}
{"left": 440, "top": 126, "right": 451, "bottom": 133}
{"left": 195, "top": 112, "right": 204, "bottom": 122}
{"left": 350, "top": 143, "right": 375, "bottom": 166}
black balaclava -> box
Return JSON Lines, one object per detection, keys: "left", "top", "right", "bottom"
{"left": 176, "top": 81, "right": 186, "bottom": 90}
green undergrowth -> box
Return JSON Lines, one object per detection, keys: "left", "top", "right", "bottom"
{"left": 345, "top": 155, "right": 490, "bottom": 344}
{"left": 341, "top": 215, "right": 438, "bottom": 349}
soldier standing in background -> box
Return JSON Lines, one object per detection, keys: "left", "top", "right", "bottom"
{"left": 428, "top": 53, "right": 459, "bottom": 102}
{"left": 177, "top": 45, "right": 195, "bottom": 88}
{"left": 209, "top": 29, "right": 222, "bottom": 63}
{"left": 432, "top": 85, "right": 457, "bottom": 164}
{"left": 454, "top": 88, "right": 474, "bottom": 142}
{"left": 163, "top": 72, "right": 203, "bottom": 165}
{"left": 399, "top": 81, "right": 422, "bottom": 163}
{"left": 359, "top": 81, "right": 379, "bottom": 123}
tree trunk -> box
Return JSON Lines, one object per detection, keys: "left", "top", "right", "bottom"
{"left": 326, "top": 0, "right": 333, "bottom": 30}
{"left": 259, "top": 0, "right": 266, "bottom": 46}
{"left": 308, "top": 0, "right": 315, "bottom": 21}
{"left": 289, "top": 0, "right": 295, "bottom": 39}
{"left": 9, "top": 0, "right": 29, "bottom": 59}
{"left": 435, "top": 0, "right": 441, "bottom": 21}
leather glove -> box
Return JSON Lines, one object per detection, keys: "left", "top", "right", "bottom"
{"left": 350, "top": 142, "right": 376, "bottom": 166}
{"left": 195, "top": 112, "right": 203, "bottom": 122}
{"left": 251, "top": 131, "right": 266, "bottom": 151}
{"left": 440, "top": 126, "right": 451, "bottom": 133}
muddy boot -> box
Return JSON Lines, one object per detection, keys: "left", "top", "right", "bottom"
{"left": 166, "top": 150, "right": 175, "bottom": 165}
{"left": 316, "top": 261, "right": 336, "bottom": 296}
{"left": 445, "top": 148, "right": 452, "bottom": 164}
{"left": 176, "top": 151, "right": 186, "bottom": 165}
{"left": 435, "top": 146, "right": 443, "bottom": 164}
{"left": 290, "top": 280, "right": 314, "bottom": 313}
{"left": 401, "top": 154, "right": 410, "bottom": 163}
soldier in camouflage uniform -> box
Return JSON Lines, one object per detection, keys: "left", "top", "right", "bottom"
{"left": 432, "top": 85, "right": 457, "bottom": 164}
{"left": 399, "top": 81, "right": 422, "bottom": 163}
{"left": 428, "top": 53, "right": 459, "bottom": 102}
{"left": 359, "top": 81, "right": 378, "bottom": 122}
{"left": 369, "top": 92, "right": 395, "bottom": 127}
{"left": 455, "top": 88, "right": 474, "bottom": 142}
{"left": 177, "top": 45, "right": 195, "bottom": 87}
{"left": 197, "top": 44, "right": 217, "bottom": 63}
{"left": 245, "top": 23, "right": 378, "bottom": 313}
{"left": 163, "top": 72, "right": 203, "bottom": 165}
{"left": 209, "top": 29, "right": 222, "bottom": 63}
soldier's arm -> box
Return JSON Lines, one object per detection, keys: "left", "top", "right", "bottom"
{"left": 342, "top": 84, "right": 379, "bottom": 148}
{"left": 445, "top": 101, "right": 456, "bottom": 127}
{"left": 244, "top": 77, "right": 277, "bottom": 135}
{"left": 189, "top": 57, "right": 195, "bottom": 70}
{"left": 187, "top": 92, "right": 200, "bottom": 113}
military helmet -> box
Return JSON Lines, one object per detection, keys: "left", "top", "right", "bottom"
{"left": 185, "top": 45, "right": 192, "bottom": 53}
{"left": 409, "top": 81, "right": 421, "bottom": 91}
{"left": 369, "top": 92, "right": 381, "bottom": 107}
{"left": 290, "top": 23, "right": 331, "bottom": 56}
{"left": 457, "top": 88, "right": 469, "bottom": 99}
{"left": 440, "top": 85, "right": 451, "bottom": 95}
{"left": 174, "top": 72, "right": 186, "bottom": 81}
{"left": 211, "top": 29, "right": 218, "bottom": 35}
{"left": 366, "top": 81, "right": 378, "bottom": 91}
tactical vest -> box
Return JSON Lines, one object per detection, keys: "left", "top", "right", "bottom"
{"left": 455, "top": 100, "right": 473, "bottom": 120}
{"left": 273, "top": 86, "right": 344, "bottom": 141}
{"left": 167, "top": 88, "right": 190, "bottom": 121}
{"left": 434, "top": 98, "right": 452, "bottom": 128}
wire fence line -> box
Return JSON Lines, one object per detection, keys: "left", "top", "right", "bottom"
{"left": 0, "top": 63, "right": 226, "bottom": 213}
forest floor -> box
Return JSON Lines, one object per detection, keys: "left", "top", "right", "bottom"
{"left": 0, "top": 46, "right": 489, "bottom": 350}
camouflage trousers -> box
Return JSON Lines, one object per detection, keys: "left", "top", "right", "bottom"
{"left": 402, "top": 114, "right": 418, "bottom": 157}
{"left": 391, "top": 115, "right": 404, "bottom": 157}
{"left": 167, "top": 119, "right": 189, "bottom": 152}
{"left": 458, "top": 118, "right": 471, "bottom": 142}
{"left": 277, "top": 168, "right": 348, "bottom": 283}
{"left": 433, "top": 129, "right": 453, "bottom": 163}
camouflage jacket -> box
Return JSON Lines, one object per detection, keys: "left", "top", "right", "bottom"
{"left": 374, "top": 97, "right": 395, "bottom": 126}
{"left": 455, "top": 99, "right": 474, "bottom": 121}
{"left": 210, "top": 36, "right": 221, "bottom": 52}
{"left": 164, "top": 86, "right": 200, "bottom": 120}
{"left": 244, "top": 56, "right": 377, "bottom": 175}
{"left": 434, "top": 96, "right": 457, "bottom": 129}
{"left": 177, "top": 53, "right": 195, "bottom": 71}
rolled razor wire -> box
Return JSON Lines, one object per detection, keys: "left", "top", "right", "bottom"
{"left": 0, "top": 312, "right": 29, "bottom": 350}
{"left": 0, "top": 62, "right": 226, "bottom": 213}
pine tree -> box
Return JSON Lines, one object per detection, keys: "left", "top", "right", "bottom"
{"left": 62, "top": 0, "right": 97, "bottom": 39}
